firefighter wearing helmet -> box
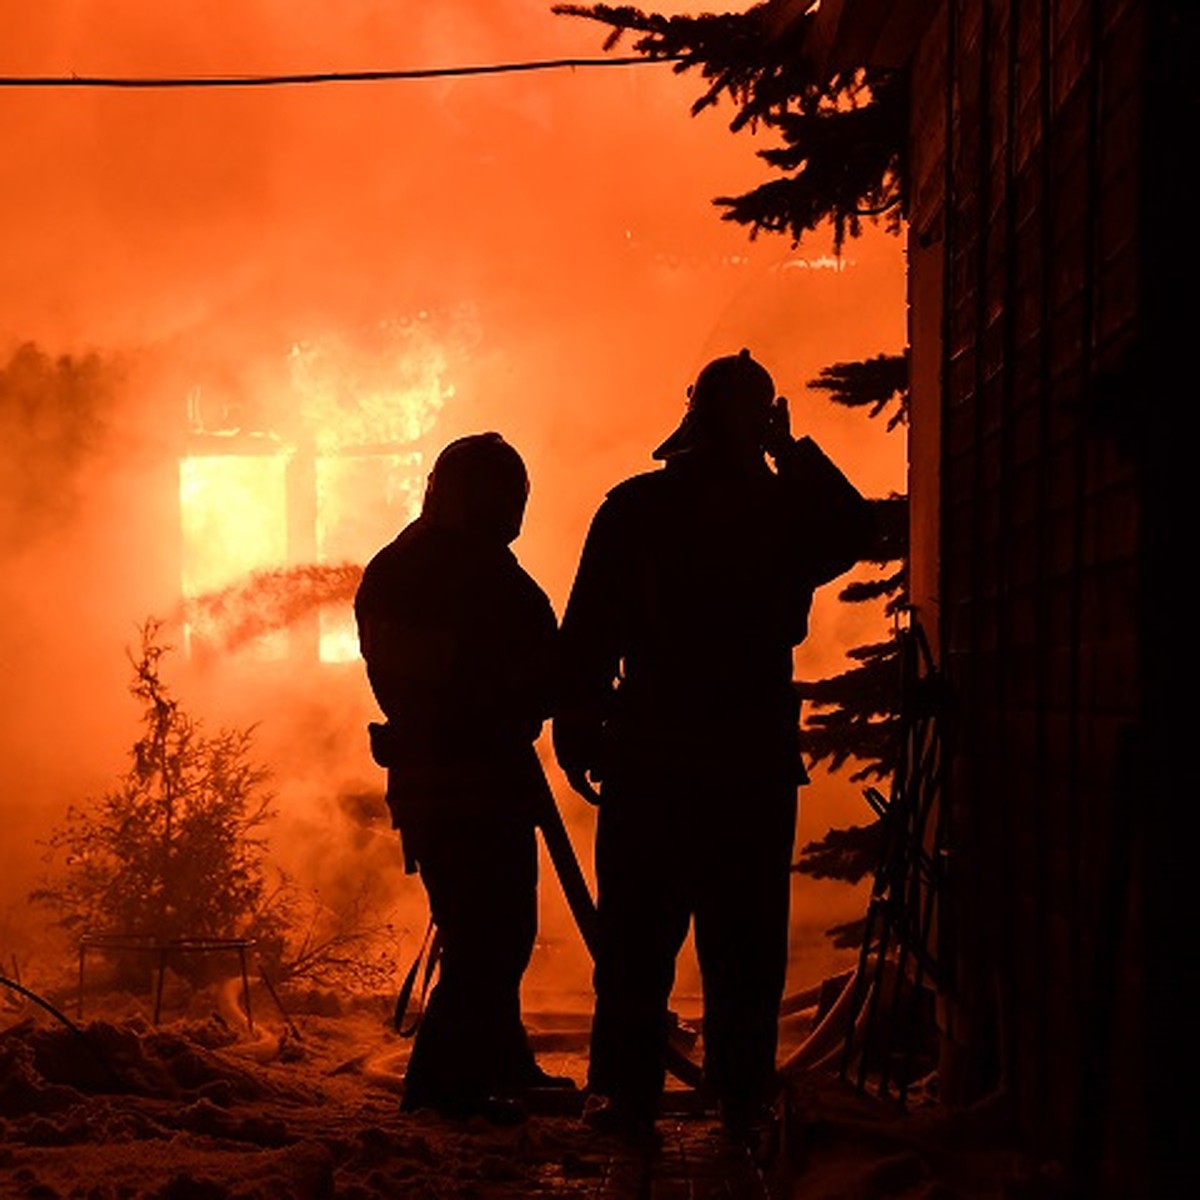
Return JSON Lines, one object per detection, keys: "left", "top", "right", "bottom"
{"left": 355, "top": 433, "right": 570, "bottom": 1122}
{"left": 554, "top": 349, "right": 874, "bottom": 1147}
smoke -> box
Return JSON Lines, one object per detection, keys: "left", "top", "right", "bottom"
{"left": 1, "top": 2, "right": 908, "bottom": 998}
{"left": 0, "top": 344, "right": 123, "bottom": 551}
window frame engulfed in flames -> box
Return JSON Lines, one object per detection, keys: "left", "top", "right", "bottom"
{"left": 179, "top": 429, "right": 429, "bottom": 664}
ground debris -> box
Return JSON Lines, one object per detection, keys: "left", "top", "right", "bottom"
{"left": 0, "top": 1007, "right": 1048, "bottom": 1199}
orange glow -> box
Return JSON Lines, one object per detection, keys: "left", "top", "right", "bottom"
{"left": 316, "top": 452, "right": 424, "bottom": 661}
{"left": 180, "top": 447, "right": 428, "bottom": 662}
{"left": 179, "top": 453, "right": 289, "bottom": 658}
{"left": 288, "top": 321, "right": 455, "bottom": 455}
{"left": 1, "top": 2, "right": 909, "bottom": 998}
{"left": 180, "top": 319, "right": 457, "bottom": 660}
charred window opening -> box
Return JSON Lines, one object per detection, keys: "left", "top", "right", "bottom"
{"left": 179, "top": 375, "right": 436, "bottom": 663}
{"left": 180, "top": 449, "right": 289, "bottom": 660}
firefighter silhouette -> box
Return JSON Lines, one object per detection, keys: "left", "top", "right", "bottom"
{"left": 355, "top": 433, "right": 569, "bottom": 1121}
{"left": 554, "top": 350, "right": 873, "bottom": 1145}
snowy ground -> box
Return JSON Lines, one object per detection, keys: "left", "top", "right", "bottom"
{"left": 0, "top": 974, "right": 1058, "bottom": 1200}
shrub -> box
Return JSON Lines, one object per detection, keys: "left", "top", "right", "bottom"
{"left": 32, "top": 621, "right": 289, "bottom": 965}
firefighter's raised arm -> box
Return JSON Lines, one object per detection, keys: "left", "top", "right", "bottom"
{"left": 766, "top": 398, "right": 875, "bottom": 587}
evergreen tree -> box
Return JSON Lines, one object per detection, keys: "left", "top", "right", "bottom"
{"left": 553, "top": 2, "right": 906, "bottom": 249}
{"left": 798, "top": 356, "right": 908, "bottom": 785}
{"left": 560, "top": 3, "right": 914, "bottom": 899}
{"left": 795, "top": 359, "right": 908, "bottom": 897}
{"left": 32, "top": 621, "right": 288, "bottom": 957}
{"left": 809, "top": 351, "right": 909, "bottom": 430}
{"left": 32, "top": 622, "right": 402, "bottom": 992}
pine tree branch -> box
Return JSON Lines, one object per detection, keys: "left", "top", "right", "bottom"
{"left": 808, "top": 351, "right": 909, "bottom": 429}
{"left": 554, "top": 3, "right": 908, "bottom": 250}
{"left": 793, "top": 820, "right": 883, "bottom": 884}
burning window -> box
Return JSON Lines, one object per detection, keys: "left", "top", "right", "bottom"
{"left": 316, "top": 452, "right": 424, "bottom": 662}
{"left": 179, "top": 447, "right": 426, "bottom": 664}
{"left": 180, "top": 452, "right": 290, "bottom": 659}
{"left": 178, "top": 317, "right": 460, "bottom": 662}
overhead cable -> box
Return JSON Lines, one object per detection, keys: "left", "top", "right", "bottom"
{"left": 0, "top": 55, "right": 684, "bottom": 90}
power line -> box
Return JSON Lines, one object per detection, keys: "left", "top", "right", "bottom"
{"left": 0, "top": 54, "right": 683, "bottom": 90}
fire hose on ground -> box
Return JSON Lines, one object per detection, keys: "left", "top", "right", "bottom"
{"left": 390, "top": 769, "right": 706, "bottom": 1089}
{"left": 533, "top": 770, "right": 866, "bottom": 1091}
{"left": 384, "top": 743, "right": 867, "bottom": 1093}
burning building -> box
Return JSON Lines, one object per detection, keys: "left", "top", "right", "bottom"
{"left": 177, "top": 318, "right": 456, "bottom": 663}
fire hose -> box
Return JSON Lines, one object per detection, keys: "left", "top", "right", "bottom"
{"left": 388, "top": 753, "right": 867, "bottom": 1093}
{"left": 390, "top": 764, "right": 705, "bottom": 1090}
{"left": 374, "top": 717, "right": 706, "bottom": 1089}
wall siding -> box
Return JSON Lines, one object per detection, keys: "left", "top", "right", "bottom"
{"left": 906, "top": 0, "right": 1146, "bottom": 1188}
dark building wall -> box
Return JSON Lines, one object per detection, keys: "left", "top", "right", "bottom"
{"left": 904, "top": 0, "right": 1153, "bottom": 1189}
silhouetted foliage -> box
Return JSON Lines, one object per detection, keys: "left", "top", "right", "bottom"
{"left": 795, "top": 490, "right": 907, "bottom": 896}
{"left": 560, "top": 2, "right": 913, "bottom": 902}
{"left": 281, "top": 882, "right": 402, "bottom": 995}
{"left": 839, "top": 563, "right": 907, "bottom": 607}
{"left": 797, "top": 493, "right": 907, "bottom": 787}
{"left": 31, "top": 621, "right": 288, "bottom": 960}
{"left": 554, "top": 2, "right": 906, "bottom": 249}
{"left": 31, "top": 623, "right": 405, "bottom": 992}
{"left": 809, "top": 351, "right": 908, "bottom": 431}
{"left": 792, "top": 821, "right": 882, "bottom": 885}
{"left": 798, "top": 640, "right": 902, "bottom": 782}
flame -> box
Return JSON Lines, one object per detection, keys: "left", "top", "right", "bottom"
{"left": 180, "top": 454, "right": 290, "bottom": 658}
{"left": 287, "top": 317, "right": 455, "bottom": 454}
{"left": 179, "top": 320, "right": 457, "bottom": 662}
{"left": 316, "top": 453, "right": 424, "bottom": 661}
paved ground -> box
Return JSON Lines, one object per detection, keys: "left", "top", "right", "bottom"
{"left": 514, "top": 1087, "right": 785, "bottom": 1200}
{"left": 590, "top": 1118, "right": 779, "bottom": 1200}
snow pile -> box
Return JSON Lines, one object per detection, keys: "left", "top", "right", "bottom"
{"left": 0, "top": 998, "right": 1055, "bottom": 1199}
{"left": 0, "top": 1007, "right": 598, "bottom": 1199}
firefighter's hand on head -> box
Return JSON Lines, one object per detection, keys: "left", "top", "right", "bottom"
{"left": 763, "top": 395, "right": 794, "bottom": 463}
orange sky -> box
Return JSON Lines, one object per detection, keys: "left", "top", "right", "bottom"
{"left": 0, "top": 1, "right": 908, "bottom": 993}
